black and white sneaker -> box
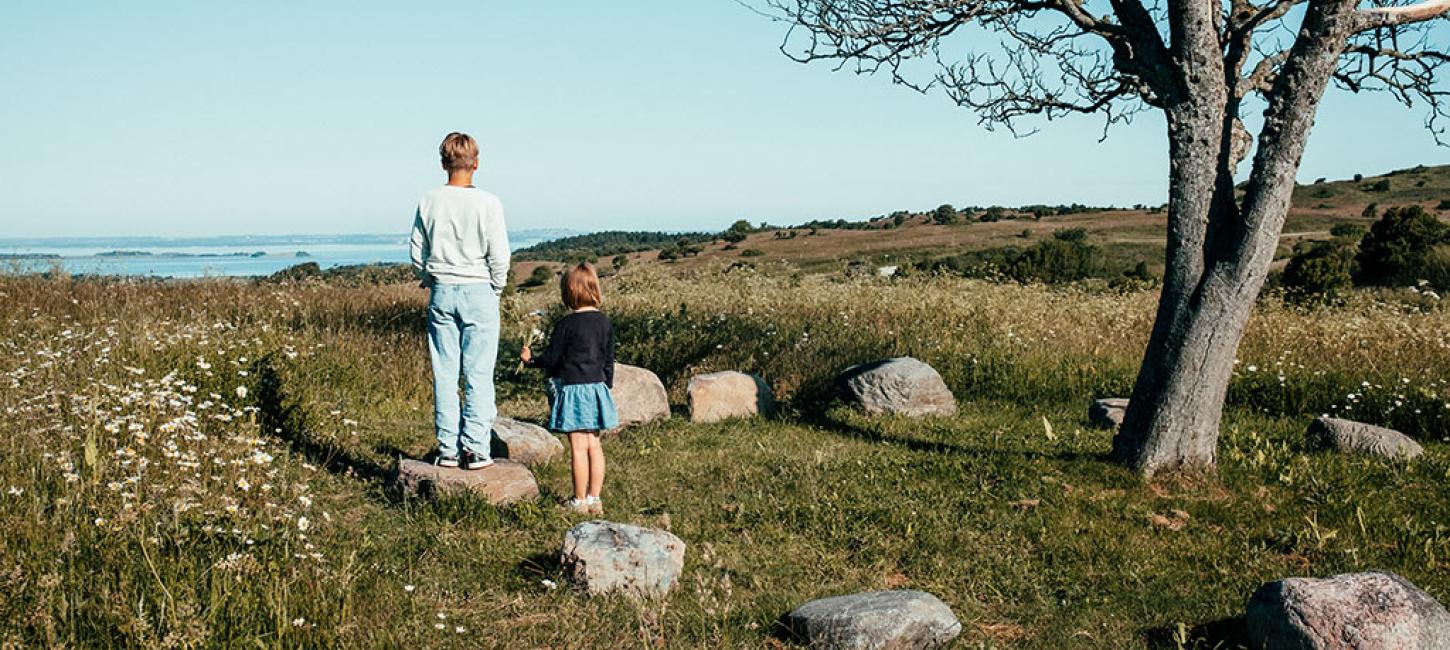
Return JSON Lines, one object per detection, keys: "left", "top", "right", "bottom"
{"left": 434, "top": 454, "right": 459, "bottom": 468}
{"left": 462, "top": 450, "right": 494, "bottom": 470}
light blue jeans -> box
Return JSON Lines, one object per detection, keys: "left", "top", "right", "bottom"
{"left": 427, "top": 283, "right": 501, "bottom": 458}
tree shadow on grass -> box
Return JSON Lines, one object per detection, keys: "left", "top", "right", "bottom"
{"left": 1143, "top": 616, "right": 1250, "bottom": 649}
{"left": 798, "top": 405, "right": 1112, "bottom": 465}
{"left": 254, "top": 356, "right": 396, "bottom": 485}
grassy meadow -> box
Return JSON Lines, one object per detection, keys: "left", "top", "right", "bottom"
{"left": 3, "top": 264, "right": 1450, "bottom": 648}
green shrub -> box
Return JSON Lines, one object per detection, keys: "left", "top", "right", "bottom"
{"left": 1436, "top": 200, "right": 1450, "bottom": 211}
{"left": 521, "top": 265, "right": 555, "bottom": 288}
{"left": 1356, "top": 205, "right": 1450, "bottom": 286}
{"left": 1007, "top": 239, "right": 1107, "bottom": 283}
{"left": 740, "top": 249, "right": 764, "bottom": 257}
{"left": 612, "top": 254, "right": 629, "bottom": 269}
{"left": 1329, "top": 223, "right": 1367, "bottom": 240}
{"left": 1052, "top": 227, "right": 1089, "bottom": 242}
{"left": 1369, "top": 179, "right": 1392, "bottom": 192}
{"left": 1282, "top": 241, "right": 1355, "bottom": 301}
{"left": 658, "top": 248, "right": 680, "bottom": 262}
{"left": 1362, "top": 203, "right": 1379, "bottom": 219}
{"left": 932, "top": 204, "right": 958, "bottom": 225}
{"left": 1426, "top": 245, "right": 1450, "bottom": 291}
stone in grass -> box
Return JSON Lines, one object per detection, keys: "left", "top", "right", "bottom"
{"left": 1308, "top": 416, "right": 1423, "bottom": 461}
{"left": 1088, "top": 398, "right": 1130, "bottom": 429}
{"left": 559, "top": 520, "right": 686, "bottom": 598}
{"left": 783, "top": 590, "right": 962, "bottom": 650}
{"left": 687, "top": 371, "right": 775, "bottom": 423}
{"left": 1246, "top": 571, "right": 1450, "bottom": 650}
{"left": 836, "top": 357, "right": 957, "bottom": 417}
{"left": 490, "top": 417, "right": 563, "bottom": 466}
{"left": 609, "top": 363, "right": 671, "bottom": 431}
{"left": 391, "top": 459, "right": 538, "bottom": 505}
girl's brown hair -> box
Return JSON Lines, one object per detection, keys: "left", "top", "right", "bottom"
{"left": 560, "top": 262, "right": 602, "bottom": 310}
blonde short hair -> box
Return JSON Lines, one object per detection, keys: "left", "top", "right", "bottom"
{"left": 439, "top": 132, "right": 478, "bottom": 171}
{"left": 560, "top": 263, "right": 602, "bottom": 310}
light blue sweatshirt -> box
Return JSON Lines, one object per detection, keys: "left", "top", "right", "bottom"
{"left": 409, "top": 185, "right": 511, "bottom": 288}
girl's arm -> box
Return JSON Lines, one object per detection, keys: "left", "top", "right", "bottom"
{"left": 604, "top": 321, "right": 615, "bottom": 388}
{"left": 527, "top": 320, "right": 568, "bottom": 372}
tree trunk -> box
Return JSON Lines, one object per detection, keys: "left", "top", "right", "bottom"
{"left": 1112, "top": 0, "right": 1359, "bottom": 477}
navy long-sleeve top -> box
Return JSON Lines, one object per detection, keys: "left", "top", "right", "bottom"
{"left": 526, "top": 310, "right": 615, "bottom": 387}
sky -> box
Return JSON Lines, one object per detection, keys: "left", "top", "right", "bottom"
{"left": 0, "top": 2, "right": 1446, "bottom": 238}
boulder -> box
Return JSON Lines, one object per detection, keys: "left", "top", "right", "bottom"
{"left": 1089, "top": 398, "right": 1130, "bottom": 429}
{"left": 1246, "top": 571, "right": 1450, "bottom": 649}
{"left": 1308, "top": 416, "right": 1423, "bottom": 460}
{"left": 837, "top": 358, "right": 957, "bottom": 417}
{"left": 559, "top": 520, "right": 686, "bottom": 597}
{"left": 391, "top": 459, "right": 538, "bottom": 504}
{"left": 783, "top": 590, "right": 962, "bottom": 649}
{"left": 609, "top": 363, "right": 671, "bottom": 430}
{"left": 490, "top": 417, "right": 563, "bottom": 466}
{"left": 687, "top": 371, "right": 775, "bottom": 423}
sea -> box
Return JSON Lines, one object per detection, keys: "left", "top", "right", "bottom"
{"left": 0, "top": 231, "right": 571, "bottom": 278}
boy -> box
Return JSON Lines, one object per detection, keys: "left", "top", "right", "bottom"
{"left": 410, "top": 132, "right": 510, "bottom": 470}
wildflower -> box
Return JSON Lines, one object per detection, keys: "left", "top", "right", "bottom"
{"left": 541, "top": 579, "right": 558, "bottom": 590}
{"left": 434, "top": 623, "right": 446, "bottom": 630}
{"left": 404, "top": 584, "right": 416, "bottom": 593}
{"left": 455, "top": 626, "right": 466, "bottom": 634}
{"left": 292, "top": 617, "right": 306, "bottom": 627}
{"left": 6, "top": 486, "right": 22, "bottom": 496}
{"left": 297, "top": 516, "right": 310, "bottom": 532}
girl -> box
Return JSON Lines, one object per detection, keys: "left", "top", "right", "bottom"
{"left": 521, "top": 262, "right": 618, "bottom": 514}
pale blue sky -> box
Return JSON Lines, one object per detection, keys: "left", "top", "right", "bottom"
{"left": 0, "top": 2, "right": 1444, "bottom": 238}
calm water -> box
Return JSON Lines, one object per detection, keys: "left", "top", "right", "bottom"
{"left": 2, "top": 237, "right": 556, "bottom": 278}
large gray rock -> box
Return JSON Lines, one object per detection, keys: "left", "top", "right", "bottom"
{"left": 1089, "top": 398, "right": 1130, "bottom": 429}
{"left": 783, "top": 590, "right": 962, "bottom": 649}
{"left": 490, "top": 417, "right": 563, "bottom": 466}
{"left": 687, "top": 371, "right": 775, "bottom": 423}
{"left": 837, "top": 358, "right": 957, "bottom": 417}
{"left": 391, "top": 459, "right": 538, "bottom": 504}
{"left": 559, "top": 520, "right": 685, "bottom": 597}
{"left": 1308, "top": 416, "right": 1423, "bottom": 460}
{"left": 1246, "top": 571, "right": 1450, "bottom": 649}
{"left": 609, "top": 363, "right": 671, "bottom": 430}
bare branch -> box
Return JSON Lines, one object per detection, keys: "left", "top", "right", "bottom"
{"left": 1356, "top": 0, "right": 1450, "bottom": 30}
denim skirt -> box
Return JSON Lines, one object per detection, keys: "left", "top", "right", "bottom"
{"left": 547, "top": 379, "right": 620, "bottom": 433}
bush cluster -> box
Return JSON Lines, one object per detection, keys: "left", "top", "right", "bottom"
{"left": 1281, "top": 205, "right": 1450, "bottom": 298}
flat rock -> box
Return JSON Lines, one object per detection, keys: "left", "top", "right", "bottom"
{"left": 837, "top": 358, "right": 957, "bottom": 417}
{"left": 1089, "top": 398, "right": 1130, "bottom": 429}
{"left": 391, "top": 458, "right": 538, "bottom": 504}
{"left": 687, "top": 371, "right": 775, "bottom": 423}
{"left": 1308, "top": 416, "right": 1423, "bottom": 460}
{"left": 783, "top": 590, "right": 962, "bottom": 649}
{"left": 560, "top": 520, "right": 685, "bottom": 597}
{"left": 1246, "top": 571, "right": 1450, "bottom": 649}
{"left": 609, "top": 363, "right": 671, "bottom": 430}
{"left": 490, "top": 417, "right": 563, "bottom": 466}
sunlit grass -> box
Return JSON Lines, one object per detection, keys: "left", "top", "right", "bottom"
{"left": 2, "top": 270, "right": 1448, "bottom": 648}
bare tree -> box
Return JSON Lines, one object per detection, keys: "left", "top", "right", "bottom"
{"left": 760, "top": 0, "right": 1448, "bottom": 475}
